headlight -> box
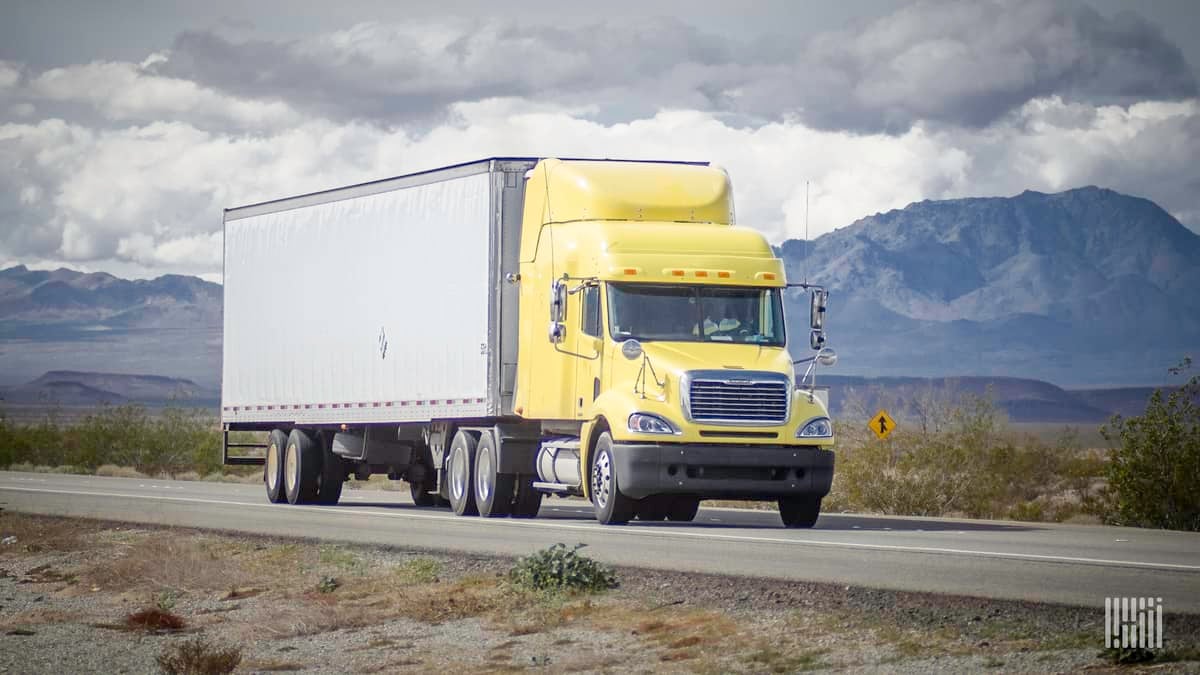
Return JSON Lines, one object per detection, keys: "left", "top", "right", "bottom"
{"left": 796, "top": 417, "right": 833, "bottom": 438}
{"left": 628, "top": 412, "right": 678, "bottom": 435}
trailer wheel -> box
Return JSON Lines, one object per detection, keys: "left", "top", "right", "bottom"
{"left": 474, "top": 431, "right": 513, "bottom": 517}
{"left": 264, "top": 429, "right": 288, "bottom": 504}
{"left": 591, "top": 432, "right": 635, "bottom": 525}
{"left": 316, "top": 432, "right": 344, "bottom": 505}
{"left": 779, "top": 496, "right": 821, "bottom": 528}
{"left": 447, "top": 430, "right": 479, "bottom": 516}
{"left": 284, "top": 429, "right": 321, "bottom": 505}
{"left": 635, "top": 496, "right": 670, "bottom": 521}
{"left": 665, "top": 497, "right": 700, "bottom": 522}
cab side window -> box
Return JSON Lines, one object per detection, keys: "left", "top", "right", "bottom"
{"left": 581, "top": 285, "right": 601, "bottom": 337}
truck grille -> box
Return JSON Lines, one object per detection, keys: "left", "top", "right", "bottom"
{"left": 684, "top": 372, "right": 790, "bottom": 425}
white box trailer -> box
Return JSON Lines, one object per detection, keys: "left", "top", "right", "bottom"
{"left": 221, "top": 158, "right": 536, "bottom": 430}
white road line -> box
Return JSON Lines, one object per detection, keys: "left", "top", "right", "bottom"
{"left": 2, "top": 484, "right": 1198, "bottom": 572}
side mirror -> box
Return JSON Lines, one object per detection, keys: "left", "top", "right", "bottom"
{"left": 548, "top": 279, "right": 567, "bottom": 343}
{"left": 809, "top": 289, "right": 827, "bottom": 330}
{"left": 810, "top": 329, "right": 825, "bottom": 350}
{"left": 817, "top": 349, "right": 837, "bottom": 367}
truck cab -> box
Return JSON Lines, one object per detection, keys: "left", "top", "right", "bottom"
{"left": 513, "top": 159, "right": 835, "bottom": 526}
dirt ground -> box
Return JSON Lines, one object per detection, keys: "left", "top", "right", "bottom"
{"left": 0, "top": 511, "right": 1196, "bottom": 674}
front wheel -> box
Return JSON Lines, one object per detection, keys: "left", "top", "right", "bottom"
{"left": 590, "top": 432, "right": 635, "bottom": 525}
{"left": 779, "top": 496, "right": 821, "bottom": 528}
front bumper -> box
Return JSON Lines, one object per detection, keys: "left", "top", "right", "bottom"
{"left": 611, "top": 442, "right": 834, "bottom": 500}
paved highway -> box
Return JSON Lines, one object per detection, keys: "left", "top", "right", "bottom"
{"left": 2, "top": 471, "right": 1197, "bottom": 612}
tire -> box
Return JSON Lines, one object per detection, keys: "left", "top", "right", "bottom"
{"left": 636, "top": 496, "right": 670, "bottom": 521}
{"left": 779, "top": 496, "right": 821, "bottom": 528}
{"left": 408, "top": 448, "right": 436, "bottom": 506}
{"left": 284, "top": 429, "right": 321, "bottom": 505}
{"left": 446, "top": 430, "right": 479, "bottom": 516}
{"left": 264, "top": 429, "right": 288, "bottom": 504}
{"left": 510, "top": 476, "right": 543, "bottom": 518}
{"left": 474, "top": 432, "right": 514, "bottom": 518}
{"left": 409, "top": 478, "right": 435, "bottom": 506}
{"left": 316, "top": 432, "right": 344, "bottom": 505}
{"left": 590, "top": 432, "right": 635, "bottom": 525}
{"left": 666, "top": 497, "right": 700, "bottom": 522}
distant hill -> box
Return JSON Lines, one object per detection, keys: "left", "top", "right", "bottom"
{"left": 779, "top": 186, "right": 1200, "bottom": 386}
{"left": 818, "top": 375, "right": 1169, "bottom": 424}
{"left": 0, "top": 371, "right": 218, "bottom": 408}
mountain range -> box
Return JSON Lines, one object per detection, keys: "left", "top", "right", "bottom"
{"left": 0, "top": 265, "right": 221, "bottom": 387}
{"left": 0, "top": 185, "right": 1196, "bottom": 401}
{"left": 778, "top": 186, "right": 1200, "bottom": 386}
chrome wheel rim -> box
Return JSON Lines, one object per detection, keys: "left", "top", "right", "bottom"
{"left": 592, "top": 450, "right": 611, "bottom": 509}
{"left": 450, "top": 446, "right": 467, "bottom": 501}
{"left": 284, "top": 443, "right": 298, "bottom": 493}
{"left": 266, "top": 442, "right": 280, "bottom": 492}
{"left": 476, "top": 447, "right": 492, "bottom": 503}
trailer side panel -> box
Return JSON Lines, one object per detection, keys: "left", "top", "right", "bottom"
{"left": 222, "top": 169, "right": 492, "bottom": 426}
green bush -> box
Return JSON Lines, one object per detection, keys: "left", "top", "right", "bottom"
{"left": 0, "top": 403, "right": 223, "bottom": 477}
{"left": 509, "top": 543, "right": 617, "bottom": 593}
{"left": 1100, "top": 359, "right": 1200, "bottom": 531}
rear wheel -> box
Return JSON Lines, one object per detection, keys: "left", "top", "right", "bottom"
{"left": 447, "top": 430, "right": 479, "bottom": 516}
{"left": 284, "top": 429, "right": 321, "bottom": 505}
{"left": 316, "top": 432, "right": 344, "bottom": 505}
{"left": 474, "top": 432, "right": 514, "bottom": 517}
{"left": 779, "top": 496, "right": 821, "bottom": 528}
{"left": 666, "top": 497, "right": 700, "bottom": 522}
{"left": 264, "top": 429, "right": 288, "bottom": 504}
{"left": 591, "top": 432, "right": 635, "bottom": 525}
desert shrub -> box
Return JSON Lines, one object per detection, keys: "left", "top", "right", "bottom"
{"left": 125, "top": 607, "right": 186, "bottom": 632}
{"left": 828, "top": 390, "right": 1103, "bottom": 520}
{"left": 509, "top": 543, "right": 617, "bottom": 593}
{"left": 156, "top": 637, "right": 242, "bottom": 675}
{"left": 1100, "top": 359, "right": 1200, "bottom": 531}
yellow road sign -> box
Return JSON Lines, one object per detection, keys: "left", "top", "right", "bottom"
{"left": 870, "top": 409, "right": 896, "bottom": 440}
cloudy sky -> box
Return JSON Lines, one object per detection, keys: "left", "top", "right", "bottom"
{"left": 1, "top": 0, "right": 1198, "bottom": 282}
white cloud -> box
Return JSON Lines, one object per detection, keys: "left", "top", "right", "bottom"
{"left": 28, "top": 61, "right": 300, "bottom": 130}
{"left": 2, "top": 93, "right": 1196, "bottom": 281}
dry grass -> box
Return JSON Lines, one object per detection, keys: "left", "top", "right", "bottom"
{"left": 84, "top": 535, "right": 257, "bottom": 594}
{"left": 95, "top": 464, "right": 147, "bottom": 478}
{"left": 156, "top": 637, "right": 242, "bottom": 675}
{"left": 0, "top": 512, "right": 95, "bottom": 554}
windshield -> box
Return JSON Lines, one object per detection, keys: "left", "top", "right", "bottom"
{"left": 607, "top": 283, "right": 786, "bottom": 346}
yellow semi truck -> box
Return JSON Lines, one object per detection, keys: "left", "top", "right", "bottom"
{"left": 221, "top": 157, "right": 836, "bottom": 527}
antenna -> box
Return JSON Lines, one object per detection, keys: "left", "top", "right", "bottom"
{"left": 804, "top": 180, "right": 810, "bottom": 285}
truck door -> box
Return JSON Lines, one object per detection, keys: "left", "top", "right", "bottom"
{"left": 574, "top": 283, "right": 605, "bottom": 419}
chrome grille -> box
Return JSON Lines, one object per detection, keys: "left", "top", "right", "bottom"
{"left": 684, "top": 371, "right": 790, "bottom": 425}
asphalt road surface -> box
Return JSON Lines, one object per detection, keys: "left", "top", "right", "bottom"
{"left": 2, "top": 471, "right": 1198, "bottom": 613}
